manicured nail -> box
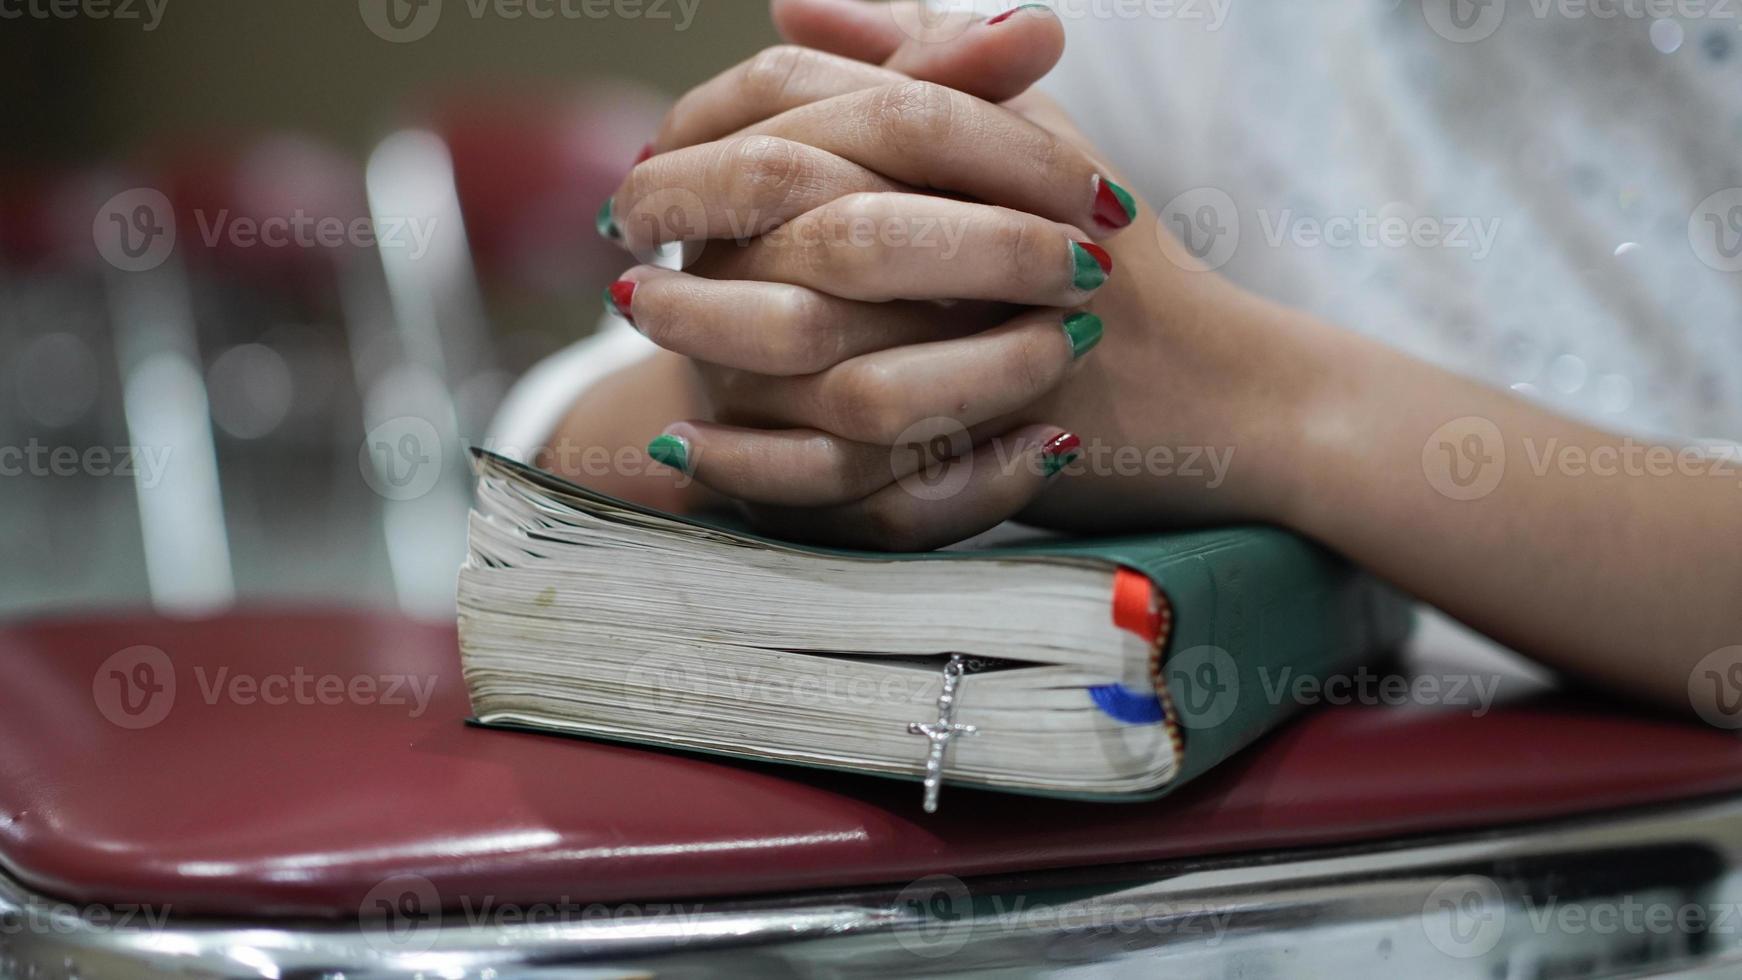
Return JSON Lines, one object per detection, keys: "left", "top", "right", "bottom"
{"left": 1070, "top": 241, "right": 1112, "bottom": 291}
{"left": 987, "top": 3, "right": 1051, "bottom": 25}
{"left": 1091, "top": 175, "right": 1137, "bottom": 231}
{"left": 596, "top": 198, "right": 620, "bottom": 241}
{"left": 1040, "top": 432, "right": 1082, "bottom": 478}
{"left": 647, "top": 433, "right": 690, "bottom": 473}
{"left": 634, "top": 143, "right": 655, "bottom": 166}
{"left": 604, "top": 279, "right": 637, "bottom": 326}
{"left": 1062, "top": 312, "right": 1103, "bottom": 359}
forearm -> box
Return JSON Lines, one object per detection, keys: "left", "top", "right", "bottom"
{"left": 1283, "top": 314, "right": 1742, "bottom": 709}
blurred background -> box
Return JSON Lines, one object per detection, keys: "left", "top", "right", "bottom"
{"left": 0, "top": 0, "right": 776, "bottom": 618}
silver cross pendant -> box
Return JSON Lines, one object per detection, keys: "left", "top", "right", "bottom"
{"left": 907, "top": 654, "right": 979, "bottom": 813}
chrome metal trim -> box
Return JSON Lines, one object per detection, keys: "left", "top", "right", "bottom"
{"left": 4, "top": 794, "right": 1741, "bottom": 978}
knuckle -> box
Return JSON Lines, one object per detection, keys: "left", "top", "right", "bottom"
{"left": 631, "top": 295, "right": 675, "bottom": 345}
{"left": 867, "top": 80, "right": 958, "bottom": 150}
{"left": 703, "top": 368, "right": 756, "bottom": 420}
{"left": 761, "top": 290, "right": 838, "bottom": 373}
{"left": 616, "top": 166, "right": 652, "bottom": 219}
{"left": 829, "top": 191, "right": 885, "bottom": 225}
{"left": 722, "top": 135, "right": 804, "bottom": 220}
{"left": 1027, "top": 128, "right": 1071, "bottom": 185}
{"left": 740, "top": 45, "right": 810, "bottom": 105}
{"left": 802, "top": 432, "right": 869, "bottom": 500}
{"left": 829, "top": 360, "right": 908, "bottom": 443}
{"left": 659, "top": 90, "right": 701, "bottom": 146}
{"left": 990, "top": 216, "right": 1040, "bottom": 291}
{"left": 1006, "top": 327, "right": 1064, "bottom": 398}
{"left": 616, "top": 170, "right": 691, "bottom": 245}
{"left": 802, "top": 195, "right": 882, "bottom": 292}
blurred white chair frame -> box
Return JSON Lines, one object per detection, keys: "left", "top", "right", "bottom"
{"left": 103, "top": 248, "right": 235, "bottom": 614}
{"left": 355, "top": 129, "right": 495, "bottom": 618}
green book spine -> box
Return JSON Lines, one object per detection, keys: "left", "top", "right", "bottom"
{"left": 1022, "top": 528, "right": 1414, "bottom": 794}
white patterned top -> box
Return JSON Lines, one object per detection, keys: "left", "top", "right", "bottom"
{"left": 1038, "top": 0, "right": 1742, "bottom": 442}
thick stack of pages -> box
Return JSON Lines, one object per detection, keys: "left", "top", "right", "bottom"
{"left": 459, "top": 450, "right": 1413, "bottom": 804}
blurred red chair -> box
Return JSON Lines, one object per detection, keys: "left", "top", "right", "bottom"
{"left": 2, "top": 164, "right": 233, "bottom": 613}
{"left": 432, "top": 83, "right": 666, "bottom": 294}
{"left": 378, "top": 83, "right": 667, "bottom": 441}
{"left": 152, "top": 134, "right": 418, "bottom": 607}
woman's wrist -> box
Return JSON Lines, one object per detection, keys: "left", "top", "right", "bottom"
{"left": 1236, "top": 298, "right": 1363, "bottom": 534}
{"left": 1119, "top": 248, "right": 1357, "bottom": 532}
{"left": 1263, "top": 311, "right": 1440, "bottom": 548}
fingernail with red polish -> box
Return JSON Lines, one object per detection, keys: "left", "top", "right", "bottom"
{"left": 1071, "top": 241, "right": 1113, "bottom": 291}
{"left": 1041, "top": 432, "right": 1082, "bottom": 478}
{"left": 604, "top": 279, "right": 637, "bottom": 327}
{"left": 1092, "top": 174, "right": 1138, "bottom": 231}
{"left": 987, "top": 3, "right": 1051, "bottom": 25}
{"left": 634, "top": 143, "right": 655, "bottom": 166}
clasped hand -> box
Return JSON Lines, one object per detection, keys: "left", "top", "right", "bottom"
{"left": 599, "top": 3, "right": 1326, "bottom": 548}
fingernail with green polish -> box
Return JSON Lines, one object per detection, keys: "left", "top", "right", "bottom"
{"left": 647, "top": 433, "right": 690, "bottom": 473}
{"left": 1070, "top": 240, "right": 1112, "bottom": 292}
{"left": 1040, "top": 432, "right": 1082, "bottom": 478}
{"left": 596, "top": 198, "right": 621, "bottom": 241}
{"left": 1062, "top": 312, "right": 1103, "bottom": 359}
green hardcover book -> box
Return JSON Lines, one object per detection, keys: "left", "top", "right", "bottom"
{"left": 458, "top": 449, "right": 1413, "bottom": 809}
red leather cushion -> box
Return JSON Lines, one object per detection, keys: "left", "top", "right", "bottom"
{"left": 3, "top": 609, "right": 1739, "bottom": 918}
